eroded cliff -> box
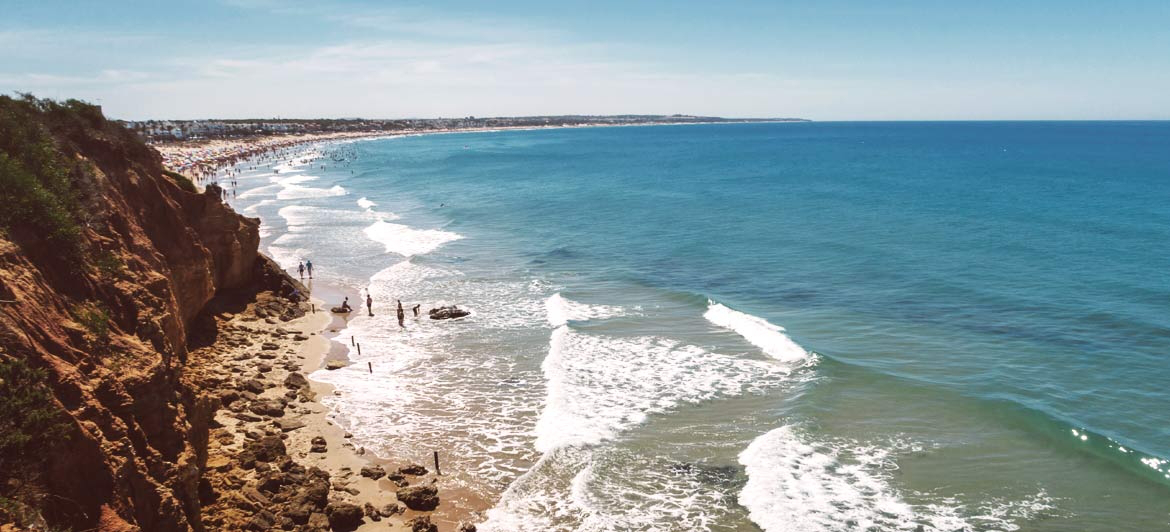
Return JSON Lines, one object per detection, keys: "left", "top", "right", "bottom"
{"left": 0, "top": 96, "right": 296, "bottom": 531}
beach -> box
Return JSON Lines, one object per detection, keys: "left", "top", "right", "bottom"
{"left": 184, "top": 286, "right": 481, "bottom": 531}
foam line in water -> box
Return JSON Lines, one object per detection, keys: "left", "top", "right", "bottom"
{"left": 243, "top": 198, "right": 275, "bottom": 214}
{"left": 237, "top": 183, "right": 281, "bottom": 199}
{"left": 277, "top": 184, "right": 346, "bottom": 200}
{"left": 272, "top": 173, "right": 319, "bottom": 186}
{"left": 536, "top": 301, "right": 790, "bottom": 452}
{"left": 483, "top": 444, "right": 746, "bottom": 531}
{"left": 357, "top": 197, "right": 376, "bottom": 209}
{"left": 705, "top": 301, "right": 809, "bottom": 363}
{"left": 545, "top": 293, "right": 626, "bottom": 328}
{"left": 739, "top": 426, "right": 919, "bottom": 532}
{"left": 735, "top": 426, "right": 1061, "bottom": 532}
{"left": 277, "top": 205, "right": 319, "bottom": 232}
{"left": 363, "top": 218, "right": 462, "bottom": 257}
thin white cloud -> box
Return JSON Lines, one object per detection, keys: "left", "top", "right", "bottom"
{"left": 0, "top": 69, "right": 151, "bottom": 86}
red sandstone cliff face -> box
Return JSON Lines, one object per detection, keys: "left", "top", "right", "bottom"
{"left": 0, "top": 100, "right": 273, "bottom": 531}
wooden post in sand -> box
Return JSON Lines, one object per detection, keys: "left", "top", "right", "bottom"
{"left": 434, "top": 451, "right": 442, "bottom": 476}
{"left": 351, "top": 336, "right": 355, "bottom": 346}
{"left": 356, "top": 343, "right": 362, "bottom": 356}
{"left": 311, "top": 304, "right": 316, "bottom": 313}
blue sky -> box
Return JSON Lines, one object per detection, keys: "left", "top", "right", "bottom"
{"left": 2, "top": 0, "right": 1168, "bottom": 119}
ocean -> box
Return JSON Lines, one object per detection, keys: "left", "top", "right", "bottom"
{"left": 229, "top": 122, "right": 1170, "bottom": 531}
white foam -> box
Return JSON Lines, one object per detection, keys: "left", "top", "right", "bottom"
{"left": 277, "top": 184, "right": 347, "bottom": 200}
{"left": 737, "top": 427, "right": 1055, "bottom": 532}
{"left": 705, "top": 302, "right": 810, "bottom": 363}
{"left": 271, "top": 173, "right": 318, "bottom": 186}
{"left": 483, "top": 445, "right": 744, "bottom": 531}
{"left": 277, "top": 205, "right": 319, "bottom": 232}
{"left": 266, "top": 243, "right": 311, "bottom": 270}
{"left": 739, "top": 426, "right": 922, "bottom": 532}
{"left": 363, "top": 218, "right": 462, "bottom": 257}
{"left": 242, "top": 198, "right": 275, "bottom": 214}
{"left": 357, "top": 197, "right": 377, "bottom": 209}
{"left": 237, "top": 183, "right": 282, "bottom": 199}
{"left": 536, "top": 326, "right": 788, "bottom": 453}
{"left": 308, "top": 259, "right": 552, "bottom": 506}
{"left": 481, "top": 296, "right": 810, "bottom": 530}
{"left": 545, "top": 293, "right": 627, "bottom": 328}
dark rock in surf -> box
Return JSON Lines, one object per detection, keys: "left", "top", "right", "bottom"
{"left": 398, "top": 464, "right": 428, "bottom": 476}
{"left": 428, "top": 305, "right": 470, "bottom": 320}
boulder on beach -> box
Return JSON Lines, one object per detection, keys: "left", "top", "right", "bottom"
{"left": 360, "top": 465, "right": 386, "bottom": 480}
{"left": 396, "top": 485, "right": 439, "bottom": 511}
{"left": 398, "top": 464, "right": 428, "bottom": 476}
{"left": 284, "top": 372, "right": 309, "bottom": 389}
{"left": 407, "top": 516, "right": 438, "bottom": 532}
{"left": 325, "top": 360, "right": 347, "bottom": 370}
{"left": 428, "top": 305, "right": 470, "bottom": 320}
{"left": 325, "top": 502, "right": 364, "bottom": 530}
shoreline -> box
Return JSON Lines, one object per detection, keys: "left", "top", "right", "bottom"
{"left": 308, "top": 277, "right": 489, "bottom": 530}
{"left": 188, "top": 276, "right": 479, "bottom": 530}
{"left": 185, "top": 135, "right": 502, "bottom": 529}
{"left": 155, "top": 120, "right": 800, "bottom": 179}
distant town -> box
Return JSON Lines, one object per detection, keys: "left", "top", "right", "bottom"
{"left": 120, "top": 115, "right": 808, "bottom": 142}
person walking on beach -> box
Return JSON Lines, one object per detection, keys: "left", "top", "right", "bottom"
{"left": 298, "top": 261, "right": 305, "bottom": 279}
{"left": 305, "top": 259, "right": 313, "bottom": 279}
{"left": 366, "top": 294, "right": 373, "bottom": 316}
{"left": 396, "top": 300, "right": 405, "bottom": 328}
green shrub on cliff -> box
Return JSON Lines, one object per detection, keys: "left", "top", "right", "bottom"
{"left": 163, "top": 169, "right": 198, "bottom": 193}
{"left": 0, "top": 357, "right": 71, "bottom": 475}
{"left": 0, "top": 95, "right": 85, "bottom": 261}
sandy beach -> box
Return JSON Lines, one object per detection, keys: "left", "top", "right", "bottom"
{"left": 156, "top": 131, "right": 393, "bottom": 183}
{"left": 184, "top": 286, "right": 479, "bottom": 531}
{"left": 154, "top": 121, "right": 760, "bottom": 183}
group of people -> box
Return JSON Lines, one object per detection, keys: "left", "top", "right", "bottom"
{"left": 339, "top": 293, "right": 420, "bottom": 327}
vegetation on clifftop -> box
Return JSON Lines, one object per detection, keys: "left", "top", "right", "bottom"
{"left": 0, "top": 95, "right": 87, "bottom": 262}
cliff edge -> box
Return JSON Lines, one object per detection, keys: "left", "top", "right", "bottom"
{"left": 0, "top": 95, "right": 299, "bottom": 531}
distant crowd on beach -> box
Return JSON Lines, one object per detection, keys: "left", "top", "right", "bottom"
{"left": 176, "top": 139, "right": 363, "bottom": 210}
{"left": 157, "top": 132, "right": 371, "bottom": 201}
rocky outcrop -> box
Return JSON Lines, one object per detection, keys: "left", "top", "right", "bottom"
{"left": 407, "top": 516, "right": 438, "bottom": 532}
{"left": 395, "top": 485, "right": 439, "bottom": 511}
{"left": 0, "top": 97, "right": 302, "bottom": 530}
{"left": 428, "top": 305, "right": 470, "bottom": 320}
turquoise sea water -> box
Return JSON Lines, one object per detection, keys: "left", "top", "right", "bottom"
{"left": 232, "top": 122, "right": 1170, "bottom": 531}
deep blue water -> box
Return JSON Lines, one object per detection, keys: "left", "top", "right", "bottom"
{"left": 241, "top": 121, "right": 1170, "bottom": 530}
{"left": 381, "top": 121, "right": 1170, "bottom": 453}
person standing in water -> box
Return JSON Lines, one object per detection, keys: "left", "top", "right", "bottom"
{"left": 366, "top": 294, "right": 373, "bottom": 316}
{"left": 396, "top": 300, "right": 405, "bottom": 328}
{"left": 305, "top": 259, "right": 313, "bottom": 279}
{"left": 297, "top": 261, "right": 305, "bottom": 280}
{"left": 412, "top": 304, "right": 420, "bottom": 317}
